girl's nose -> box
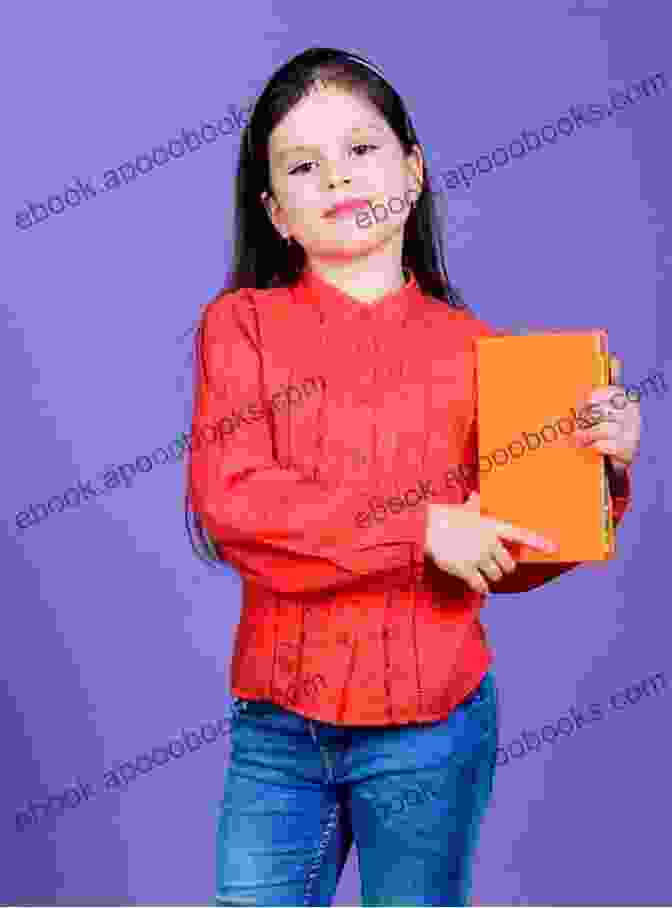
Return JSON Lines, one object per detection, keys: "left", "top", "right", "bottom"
{"left": 324, "top": 166, "right": 352, "bottom": 190}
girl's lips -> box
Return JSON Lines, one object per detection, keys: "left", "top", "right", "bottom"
{"left": 323, "top": 199, "right": 371, "bottom": 218}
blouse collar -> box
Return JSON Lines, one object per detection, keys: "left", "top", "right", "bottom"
{"left": 293, "top": 265, "right": 421, "bottom": 326}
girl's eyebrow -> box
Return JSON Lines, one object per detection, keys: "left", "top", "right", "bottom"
{"left": 275, "top": 123, "right": 386, "bottom": 160}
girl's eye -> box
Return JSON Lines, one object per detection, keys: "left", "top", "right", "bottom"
{"left": 288, "top": 161, "right": 315, "bottom": 176}
{"left": 352, "top": 143, "right": 378, "bottom": 156}
{"left": 288, "top": 145, "right": 379, "bottom": 175}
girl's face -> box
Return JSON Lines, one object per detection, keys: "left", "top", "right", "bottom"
{"left": 263, "top": 82, "right": 423, "bottom": 265}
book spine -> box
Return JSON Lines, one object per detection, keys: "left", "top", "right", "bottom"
{"left": 596, "top": 338, "right": 615, "bottom": 558}
{"left": 603, "top": 462, "right": 615, "bottom": 556}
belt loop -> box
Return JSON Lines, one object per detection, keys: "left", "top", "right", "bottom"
{"left": 309, "top": 720, "right": 318, "bottom": 745}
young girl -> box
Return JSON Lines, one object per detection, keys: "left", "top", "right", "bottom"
{"left": 185, "top": 47, "right": 637, "bottom": 907}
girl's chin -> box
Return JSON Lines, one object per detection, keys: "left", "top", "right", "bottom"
{"left": 304, "top": 239, "right": 385, "bottom": 260}
{"left": 310, "top": 223, "right": 396, "bottom": 247}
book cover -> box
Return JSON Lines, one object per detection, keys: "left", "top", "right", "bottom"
{"left": 475, "top": 331, "right": 615, "bottom": 562}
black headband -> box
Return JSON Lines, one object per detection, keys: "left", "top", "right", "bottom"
{"left": 246, "top": 52, "right": 413, "bottom": 157}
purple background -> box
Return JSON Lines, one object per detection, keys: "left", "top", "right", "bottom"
{"left": 3, "top": 1, "right": 670, "bottom": 904}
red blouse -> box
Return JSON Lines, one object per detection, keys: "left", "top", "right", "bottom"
{"left": 187, "top": 267, "right": 632, "bottom": 726}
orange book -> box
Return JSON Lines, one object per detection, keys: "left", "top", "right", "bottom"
{"left": 475, "top": 331, "right": 616, "bottom": 563}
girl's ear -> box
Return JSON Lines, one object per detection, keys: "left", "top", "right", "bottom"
{"left": 406, "top": 144, "right": 424, "bottom": 195}
{"left": 260, "top": 190, "right": 277, "bottom": 226}
{"left": 261, "top": 190, "right": 289, "bottom": 238}
{"left": 261, "top": 190, "right": 282, "bottom": 220}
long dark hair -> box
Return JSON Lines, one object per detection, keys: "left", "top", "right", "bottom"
{"left": 186, "top": 46, "right": 468, "bottom": 566}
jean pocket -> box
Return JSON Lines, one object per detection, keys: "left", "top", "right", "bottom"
{"left": 461, "top": 678, "right": 488, "bottom": 707}
{"left": 459, "top": 673, "right": 498, "bottom": 733}
{"left": 231, "top": 697, "right": 284, "bottom": 720}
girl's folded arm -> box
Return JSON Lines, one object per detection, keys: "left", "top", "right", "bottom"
{"left": 188, "top": 294, "right": 429, "bottom": 596}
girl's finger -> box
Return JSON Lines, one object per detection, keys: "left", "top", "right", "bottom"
{"left": 594, "top": 443, "right": 630, "bottom": 459}
{"left": 579, "top": 403, "right": 624, "bottom": 424}
{"left": 433, "top": 559, "right": 489, "bottom": 595}
{"left": 493, "top": 521, "right": 557, "bottom": 552}
{"left": 490, "top": 540, "right": 517, "bottom": 574}
{"left": 575, "top": 424, "right": 622, "bottom": 443}
{"left": 476, "top": 556, "right": 504, "bottom": 582}
{"left": 467, "top": 569, "right": 490, "bottom": 595}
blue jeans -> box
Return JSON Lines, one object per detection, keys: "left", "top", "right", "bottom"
{"left": 215, "top": 671, "right": 498, "bottom": 906}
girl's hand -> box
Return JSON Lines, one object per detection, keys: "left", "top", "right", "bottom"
{"left": 573, "top": 358, "right": 641, "bottom": 470}
{"left": 425, "top": 493, "right": 557, "bottom": 595}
